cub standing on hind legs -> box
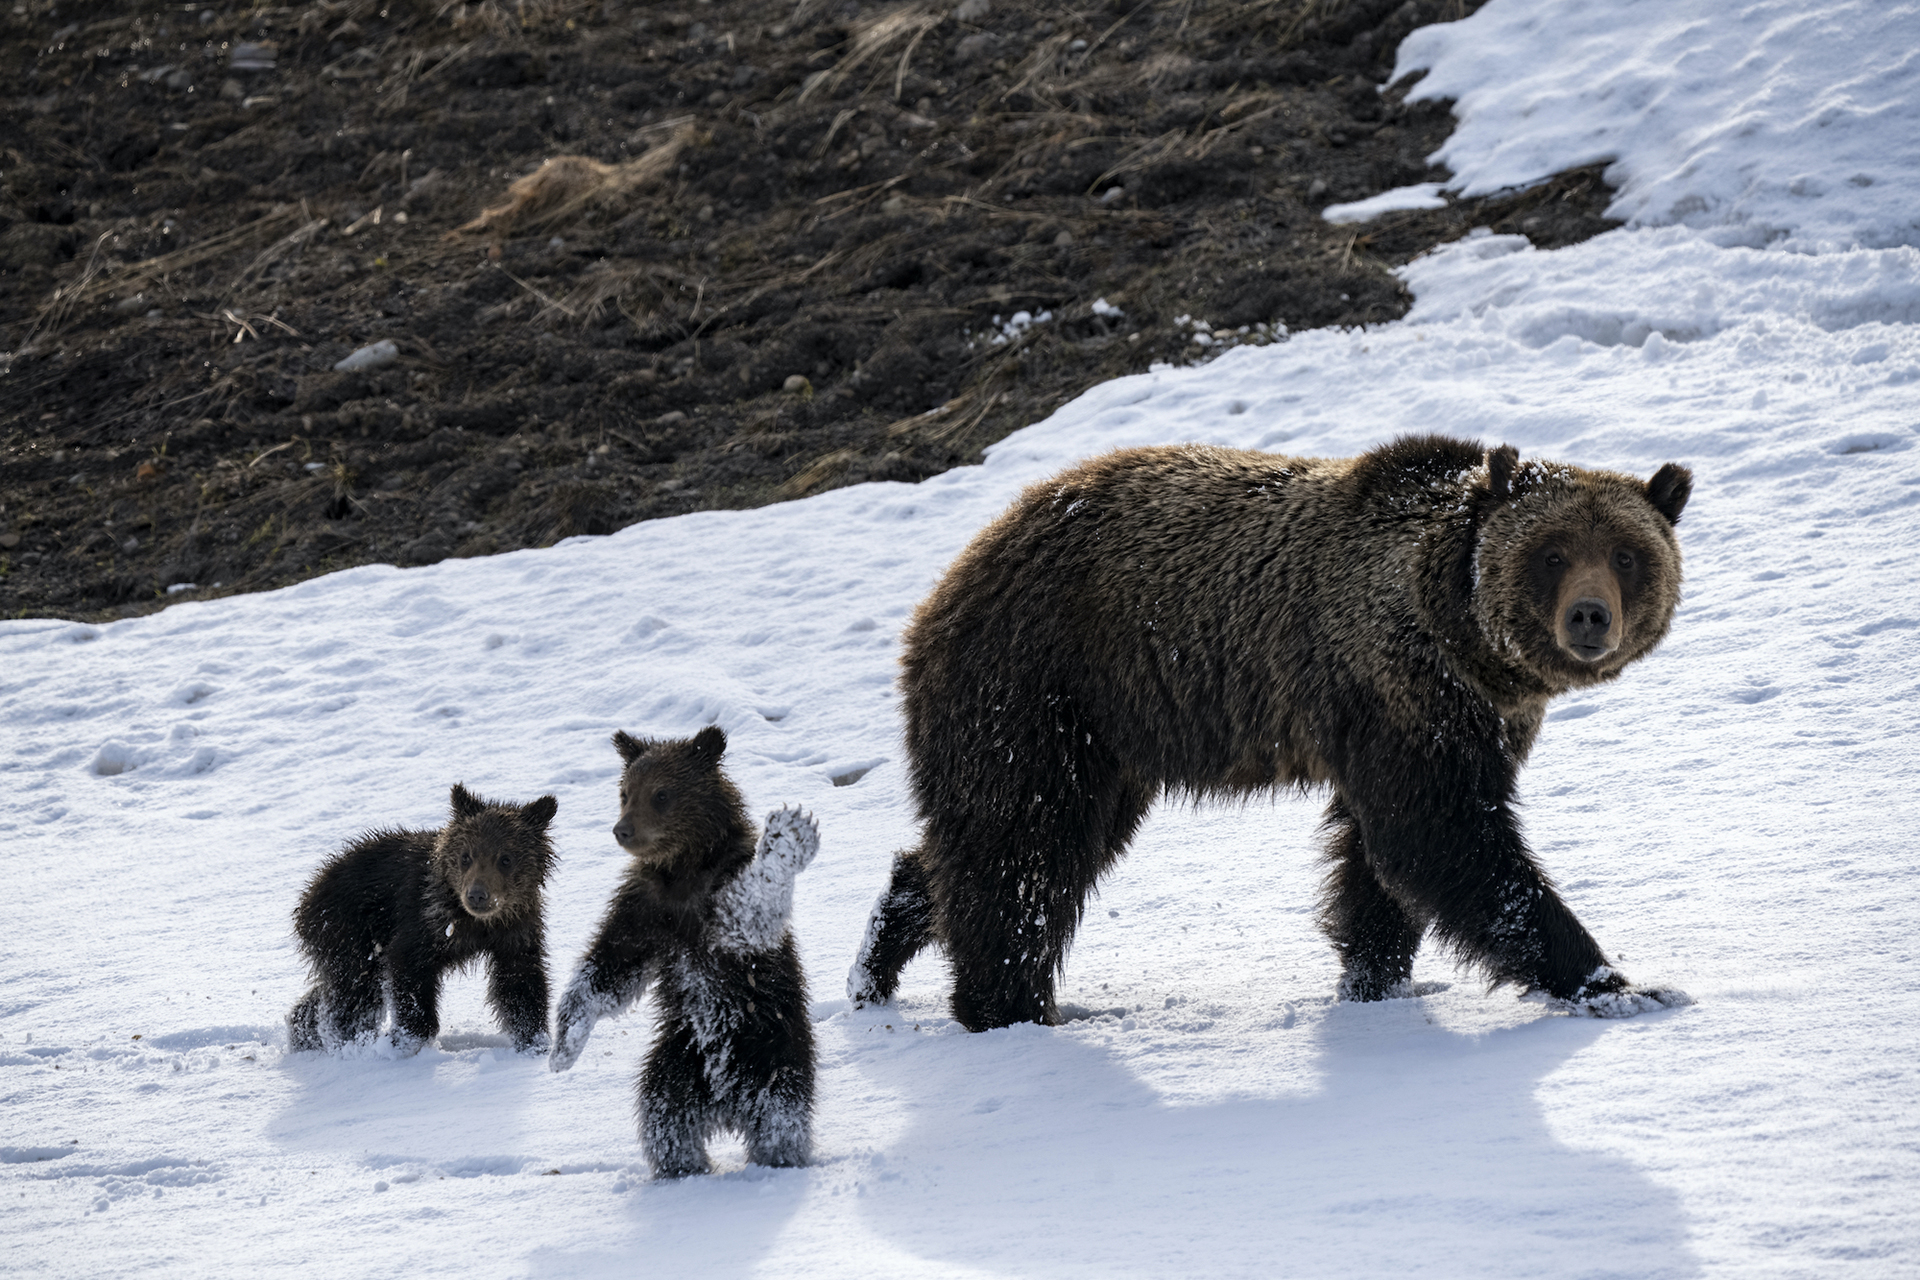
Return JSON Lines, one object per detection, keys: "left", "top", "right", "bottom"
{"left": 287, "top": 785, "right": 559, "bottom": 1054}
{"left": 549, "top": 726, "right": 819, "bottom": 1179}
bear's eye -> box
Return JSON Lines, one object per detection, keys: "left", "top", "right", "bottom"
{"left": 652, "top": 789, "right": 672, "bottom": 812}
{"left": 498, "top": 855, "right": 512, "bottom": 874}
{"left": 1613, "top": 550, "right": 1636, "bottom": 573}
{"left": 460, "top": 851, "right": 473, "bottom": 869}
{"left": 1543, "top": 550, "right": 1566, "bottom": 569}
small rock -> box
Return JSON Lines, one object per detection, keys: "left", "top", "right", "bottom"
{"left": 164, "top": 69, "right": 194, "bottom": 92}
{"left": 953, "top": 0, "right": 990, "bottom": 21}
{"left": 1068, "top": 37, "right": 1088, "bottom": 52}
{"left": 1053, "top": 230, "right": 1074, "bottom": 247}
{"left": 783, "top": 375, "right": 812, "bottom": 394}
{"left": 954, "top": 32, "right": 996, "bottom": 62}
{"left": 230, "top": 41, "right": 277, "bottom": 72}
{"left": 1307, "top": 178, "right": 1329, "bottom": 199}
{"left": 705, "top": 90, "right": 727, "bottom": 107}
{"left": 219, "top": 78, "right": 244, "bottom": 100}
{"left": 0, "top": 532, "right": 19, "bottom": 549}
{"left": 697, "top": 205, "right": 714, "bottom": 222}
{"left": 1098, "top": 185, "right": 1125, "bottom": 204}
{"left": 333, "top": 339, "right": 399, "bottom": 373}
{"left": 882, "top": 195, "right": 906, "bottom": 213}
{"left": 657, "top": 410, "right": 687, "bottom": 425}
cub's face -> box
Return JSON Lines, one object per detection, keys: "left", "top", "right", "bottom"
{"left": 609, "top": 725, "right": 733, "bottom": 868}
{"left": 434, "top": 787, "right": 558, "bottom": 922}
{"left": 1475, "top": 459, "right": 1691, "bottom": 689}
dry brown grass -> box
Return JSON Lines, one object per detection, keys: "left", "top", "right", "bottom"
{"left": 799, "top": 5, "right": 945, "bottom": 104}
{"left": 450, "top": 130, "right": 694, "bottom": 249}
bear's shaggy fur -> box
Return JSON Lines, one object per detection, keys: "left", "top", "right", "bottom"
{"left": 848, "top": 434, "right": 1695, "bottom": 1030}
{"left": 288, "top": 785, "right": 558, "bottom": 1053}
{"left": 549, "top": 727, "right": 818, "bottom": 1179}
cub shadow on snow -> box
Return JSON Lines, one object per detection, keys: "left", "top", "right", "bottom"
{"left": 265, "top": 1037, "right": 548, "bottom": 1173}
{"left": 836, "top": 998, "right": 1701, "bottom": 1278}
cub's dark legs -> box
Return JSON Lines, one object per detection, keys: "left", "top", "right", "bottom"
{"left": 487, "top": 939, "right": 552, "bottom": 1053}
{"left": 847, "top": 848, "right": 935, "bottom": 1005}
{"left": 288, "top": 948, "right": 384, "bottom": 1050}
{"left": 638, "top": 1023, "right": 720, "bottom": 1179}
{"left": 1318, "top": 795, "right": 1428, "bottom": 1001}
{"left": 388, "top": 940, "right": 444, "bottom": 1052}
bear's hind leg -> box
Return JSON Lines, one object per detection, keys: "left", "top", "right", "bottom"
{"left": 287, "top": 988, "right": 324, "bottom": 1051}
{"left": 740, "top": 1071, "right": 813, "bottom": 1169}
{"left": 847, "top": 848, "right": 935, "bottom": 1005}
{"left": 639, "top": 1023, "right": 719, "bottom": 1178}
{"left": 316, "top": 956, "right": 385, "bottom": 1049}
{"left": 1319, "top": 796, "right": 1427, "bottom": 1002}
{"left": 939, "top": 771, "right": 1151, "bottom": 1032}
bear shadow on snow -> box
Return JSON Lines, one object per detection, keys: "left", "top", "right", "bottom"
{"left": 850, "top": 434, "right": 1696, "bottom": 1030}
{"left": 835, "top": 999, "right": 1703, "bottom": 1278}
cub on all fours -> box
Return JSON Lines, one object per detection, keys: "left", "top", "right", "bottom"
{"left": 287, "top": 785, "right": 559, "bottom": 1055}
{"left": 549, "top": 726, "right": 819, "bottom": 1180}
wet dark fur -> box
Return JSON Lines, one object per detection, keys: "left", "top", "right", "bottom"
{"left": 287, "top": 785, "right": 558, "bottom": 1053}
{"left": 852, "top": 434, "right": 1693, "bottom": 1030}
{"left": 563, "top": 728, "right": 815, "bottom": 1176}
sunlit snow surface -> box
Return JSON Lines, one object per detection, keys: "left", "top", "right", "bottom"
{"left": 7, "top": 2, "right": 1920, "bottom": 1275}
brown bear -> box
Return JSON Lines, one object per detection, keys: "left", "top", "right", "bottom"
{"left": 549, "top": 727, "right": 817, "bottom": 1179}
{"left": 287, "top": 784, "right": 558, "bottom": 1054}
{"left": 847, "top": 434, "right": 1694, "bottom": 1030}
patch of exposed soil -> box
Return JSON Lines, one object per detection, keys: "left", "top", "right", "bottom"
{"left": 0, "top": 0, "right": 1618, "bottom": 620}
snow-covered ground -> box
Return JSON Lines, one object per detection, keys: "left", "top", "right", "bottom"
{"left": 6, "top": 1, "right": 1919, "bottom": 1275}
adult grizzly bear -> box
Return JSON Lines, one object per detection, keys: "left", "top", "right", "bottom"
{"left": 848, "top": 434, "right": 1694, "bottom": 1030}
{"left": 288, "top": 785, "right": 558, "bottom": 1054}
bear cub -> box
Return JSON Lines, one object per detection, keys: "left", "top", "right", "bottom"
{"left": 288, "top": 785, "right": 558, "bottom": 1054}
{"left": 549, "top": 726, "right": 818, "bottom": 1179}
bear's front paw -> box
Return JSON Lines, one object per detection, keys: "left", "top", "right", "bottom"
{"left": 516, "top": 1030, "right": 552, "bottom": 1056}
{"left": 549, "top": 1002, "right": 594, "bottom": 1072}
{"left": 1536, "top": 967, "right": 1694, "bottom": 1018}
{"left": 760, "top": 806, "right": 820, "bottom": 874}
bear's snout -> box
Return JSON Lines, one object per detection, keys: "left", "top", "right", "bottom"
{"left": 612, "top": 819, "right": 634, "bottom": 845}
{"left": 1563, "top": 596, "right": 1615, "bottom": 660}
{"left": 463, "top": 882, "right": 493, "bottom": 915}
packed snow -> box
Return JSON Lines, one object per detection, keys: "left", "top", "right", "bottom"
{"left": 6, "top": 0, "right": 1919, "bottom": 1275}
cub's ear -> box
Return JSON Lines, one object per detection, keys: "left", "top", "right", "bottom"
{"left": 1647, "top": 462, "right": 1693, "bottom": 525}
{"left": 1486, "top": 444, "right": 1520, "bottom": 499}
{"left": 611, "top": 730, "right": 649, "bottom": 764}
{"left": 691, "top": 725, "right": 727, "bottom": 764}
{"left": 520, "top": 794, "right": 558, "bottom": 830}
{"left": 450, "top": 783, "right": 486, "bottom": 819}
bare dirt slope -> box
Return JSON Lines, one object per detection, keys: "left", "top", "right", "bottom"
{"left": 0, "top": 0, "right": 1616, "bottom": 620}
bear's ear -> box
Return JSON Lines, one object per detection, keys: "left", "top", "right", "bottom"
{"left": 691, "top": 725, "right": 727, "bottom": 764}
{"left": 520, "top": 794, "right": 558, "bottom": 830}
{"left": 1647, "top": 463, "right": 1693, "bottom": 526}
{"left": 450, "top": 783, "right": 486, "bottom": 819}
{"left": 1486, "top": 444, "right": 1520, "bottom": 500}
{"left": 611, "top": 730, "right": 648, "bottom": 764}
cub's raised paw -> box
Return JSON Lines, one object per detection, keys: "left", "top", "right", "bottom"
{"left": 760, "top": 806, "right": 820, "bottom": 874}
